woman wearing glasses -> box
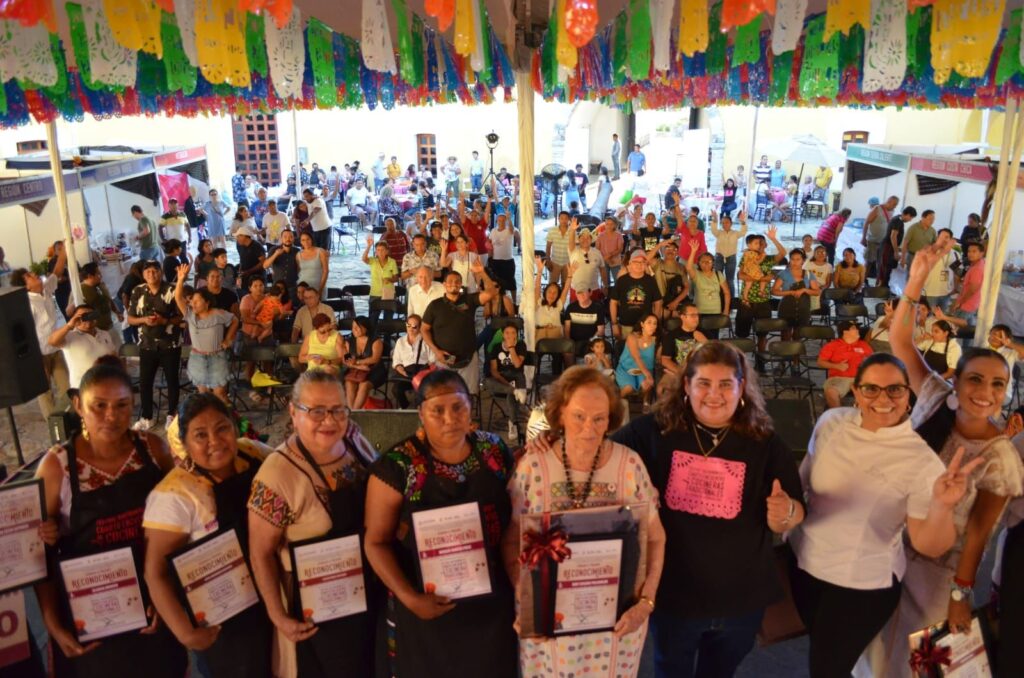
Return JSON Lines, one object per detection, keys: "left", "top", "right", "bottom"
{"left": 248, "top": 371, "right": 378, "bottom": 678}
{"left": 787, "top": 353, "right": 983, "bottom": 678}
{"left": 364, "top": 370, "right": 518, "bottom": 677}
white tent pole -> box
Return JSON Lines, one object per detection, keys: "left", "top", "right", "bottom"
{"left": 516, "top": 68, "right": 537, "bottom": 351}
{"left": 292, "top": 109, "right": 301, "bottom": 191}
{"left": 46, "top": 122, "right": 84, "bottom": 308}
{"left": 975, "top": 98, "right": 1024, "bottom": 345}
{"left": 747, "top": 106, "right": 760, "bottom": 212}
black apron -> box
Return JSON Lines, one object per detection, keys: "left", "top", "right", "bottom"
{"left": 53, "top": 434, "right": 187, "bottom": 678}
{"left": 922, "top": 343, "right": 950, "bottom": 374}
{"left": 388, "top": 435, "right": 517, "bottom": 678}
{"left": 998, "top": 520, "right": 1024, "bottom": 675}
{"left": 281, "top": 438, "right": 375, "bottom": 678}
{"left": 189, "top": 454, "right": 272, "bottom": 678}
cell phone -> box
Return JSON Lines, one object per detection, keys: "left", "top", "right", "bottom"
{"left": 81, "top": 311, "right": 97, "bottom": 322}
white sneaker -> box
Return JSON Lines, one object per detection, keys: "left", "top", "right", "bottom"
{"left": 132, "top": 418, "right": 153, "bottom": 431}
{"left": 514, "top": 388, "right": 528, "bottom": 405}
{"left": 165, "top": 415, "right": 175, "bottom": 431}
{"left": 508, "top": 420, "right": 519, "bottom": 441}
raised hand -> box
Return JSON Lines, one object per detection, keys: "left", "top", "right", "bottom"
{"left": 766, "top": 225, "right": 779, "bottom": 241}
{"left": 366, "top": 234, "right": 374, "bottom": 247}
{"left": 932, "top": 447, "right": 985, "bottom": 509}
{"left": 176, "top": 262, "right": 191, "bottom": 280}
{"left": 909, "top": 239, "right": 954, "bottom": 283}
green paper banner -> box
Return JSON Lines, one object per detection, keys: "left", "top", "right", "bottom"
{"left": 411, "top": 14, "right": 426, "bottom": 87}
{"left": 391, "top": 0, "right": 416, "bottom": 86}
{"left": 247, "top": 13, "right": 268, "bottom": 78}
{"left": 996, "top": 9, "right": 1023, "bottom": 85}
{"left": 737, "top": 16, "right": 761, "bottom": 66}
{"left": 628, "top": 0, "right": 652, "bottom": 79}
{"left": 799, "top": 15, "right": 840, "bottom": 100}
{"left": 478, "top": 0, "right": 492, "bottom": 77}
{"left": 137, "top": 49, "right": 168, "bottom": 96}
{"left": 705, "top": 3, "right": 727, "bottom": 75}
{"left": 161, "top": 11, "right": 196, "bottom": 95}
{"left": 840, "top": 23, "right": 864, "bottom": 71}
{"left": 307, "top": 18, "right": 337, "bottom": 106}
{"left": 66, "top": 3, "right": 97, "bottom": 90}
{"left": 612, "top": 11, "right": 628, "bottom": 86}
{"left": 770, "top": 50, "right": 794, "bottom": 105}
{"left": 906, "top": 6, "right": 932, "bottom": 80}
{"left": 543, "top": 2, "right": 557, "bottom": 91}
{"left": 343, "top": 36, "right": 362, "bottom": 107}
{"left": 734, "top": 18, "right": 762, "bottom": 66}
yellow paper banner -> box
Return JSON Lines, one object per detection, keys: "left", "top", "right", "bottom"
{"left": 103, "top": 0, "right": 163, "bottom": 57}
{"left": 454, "top": 0, "right": 475, "bottom": 56}
{"left": 823, "top": 0, "right": 870, "bottom": 41}
{"left": 678, "top": 0, "right": 710, "bottom": 57}
{"left": 195, "top": 0, "right": 250, "bottom": 87}
{"left": 931, "top": 0, "right": 1005, "bottom": 84}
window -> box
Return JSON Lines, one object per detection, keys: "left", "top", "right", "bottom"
{"left": 416, "top": 134, "right": 437, "bottom": 175}
{"left": 16, "top": 140, "right": 47, "bottom": 154}
{"left": 841, "top": 131, "right": 869, "bottom": 150}
{"left": 232, "top": 115, "right": 281, "bottom": 186}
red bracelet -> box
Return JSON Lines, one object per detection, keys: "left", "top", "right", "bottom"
{"left": 953, "top": 576, "right": 974, "bottom": 588}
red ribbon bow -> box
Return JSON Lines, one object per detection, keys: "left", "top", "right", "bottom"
{"left": 909, "top": 631, "right": 953, "bottom": 675}
{"left": 519, "top": 528, "right": 572, "bottom": 570}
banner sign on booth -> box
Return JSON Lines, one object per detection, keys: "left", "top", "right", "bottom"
{"left": 909, "top": 157, "right": 992, "bottom": 185}
{"left": 79, "top": 158, "right": 157, "bottom": 187}
{"left": 845, "top": 145, "right": 910, "bottom": 171}
{"left": 0, "top": 173, "right": 80, "bottom": 208}
{"left": 154, "top": 147, "right": 207, "bottom": 168}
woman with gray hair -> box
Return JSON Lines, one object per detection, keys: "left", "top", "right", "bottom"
{"left": 247, "top": 371, "right": 377, "bottom": 678}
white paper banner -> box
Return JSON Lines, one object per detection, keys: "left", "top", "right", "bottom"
{"left": 265, "top": 6, "right": 305, "bottom": 100}
{"left": 862, "top": 0, "right": 907, "bottom": 92}
{"left": 173, "top": 0, "right": 199, "bottom": 67}
{"left": 82, "top": 0, "right": 138, "bottom": 88}
{"left": 362, "top": 0, "right": 398, "bottom": 74}
{"left": 772, "top": 0, "right": 809, "bottom": 55}
{"left": 0, "top": 19, "right": 57, "bottom": 87}
{"left": 649, "top": 0, "right": 674, "bottom": 72}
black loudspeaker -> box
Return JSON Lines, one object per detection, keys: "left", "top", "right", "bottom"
{"left": 765, "top": 398, "right": 815, "bottom": 459}
{"left": 0, "top": 287, "right": 49, "bottom": 408}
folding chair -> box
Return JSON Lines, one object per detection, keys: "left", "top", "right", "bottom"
{"left": 663, "top": 317, "right": 682, "bottom": 333}
{"left": 765, "top": 341, "right": 817, "bottom": 418}
{"left": 531, "top": 338, "right": 577, "bottom": 403}
{"left": 699, "top": 314, "right": 731, "bottom": 337}
{"left": 817, "top": 288, "right": 851, "bottom": 325}
{"left": 836, "top": 304, "right": 869, "bottom": 325}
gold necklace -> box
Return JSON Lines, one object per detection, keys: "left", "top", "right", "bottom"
{"left": 693, "top": 423, "right": 731, "bottom": 458}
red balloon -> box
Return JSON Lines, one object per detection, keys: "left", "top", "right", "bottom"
{"left": 425, "top": 0, "right": 443, "bottom": 17}
{"left": 438, "top": 0, "right": 455, "bottom": 31}
{"left": 565, "top": 0, "right": 598, "bottom": 49}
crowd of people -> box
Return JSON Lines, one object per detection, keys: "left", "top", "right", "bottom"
{"left": 5, "top": 149, "right": 1024, "bottom": 678}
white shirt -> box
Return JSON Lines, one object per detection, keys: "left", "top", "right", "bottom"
{"left": 30, "top": 275, "right": 64, "bottom": 356}
{"left": 803, "top": 261, "right": 833, "bottom": 311}
{"left": 347, "top": 186, "right": 369, "bottom": 208}
{"left": 449, "top": 251, "right": 481, "bottom": 293}
{"left": 788, "top": 408, "right": 946, "bottom": 589}
{"left": 262, "top": 212, "right": 290, "bottom": 244}
{"left": 489, "top": 226, "right": 515, "bottom": 260}
{"left": 309, "top": 198, "right": 331, "bottom": 232}
{"left": 407, "top": 281, "right": 445, "bottom": 318}
{"left": 229, "top": 216, "right": 257, "bottom": 236}
{"left": 917, "top": 338, "right": 963, "bottom": 370}
{"left": 392, "top": 335, "right": 435, "bottom": 368}
{"left": 709, "top": 220, "right": 748, "bottom": 258}
{"left": 470, "top": 159, "right": 484, "bottom": 176}
{"left": 569, "top": 247, "right": 606, "bottom": 293}
{"left": 61, "top": 328, "right": 115, "bottom": 387}
{"left": 923, "top": 251, "right": 957, "bottom": 297}
{"left": 443, "top": 163, "right": 460, "bottom": 183}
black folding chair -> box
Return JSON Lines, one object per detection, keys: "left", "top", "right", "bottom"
{"left": 765, "top": 341, "right": 817, "bottom": 418}
{"left": 532, "top": 338, "right": 576, "bottom": 403}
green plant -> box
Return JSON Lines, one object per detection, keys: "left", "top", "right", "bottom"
{"left": 29, "top": 259, "right": 49, "bottom": 275}
{"left": 656, "top": 123, "right": 671, "bottom": 132}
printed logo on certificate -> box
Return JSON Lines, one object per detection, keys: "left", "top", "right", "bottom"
{"left": 59, "top": 547, "right": 148, "bottom": 642}
{"left": 553, "top": 538, "right": 623, "bottom": 635}
{"left": 169, "top": 529, "right": 258, "bottom": 627}
{"left": 0, "top": 480, "right": 48, "bottom": 595}
{"left": 289, "top": 534, "right": 367, "bottom": 624}
{"left": 411, "top": 501, "right": 491, "bottom": 600}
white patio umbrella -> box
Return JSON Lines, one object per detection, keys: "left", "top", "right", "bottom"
{"left": 760, "top": 134, "right": 846, "bottom": 233}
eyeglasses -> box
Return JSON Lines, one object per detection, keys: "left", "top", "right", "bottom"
{"left": 855, "top": 384, "right": 910, "bottom": 399}
{"left": 293, "top": 403, "right": 351, "bottom": 422}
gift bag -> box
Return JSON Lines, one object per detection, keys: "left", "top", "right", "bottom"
{"left": 908, "top": 614, "right": 993, "bottom": 677}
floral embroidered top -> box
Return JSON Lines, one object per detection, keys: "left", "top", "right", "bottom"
{"left": 371, "top": 430, "right": 513, "bottom": 504}
{"left": 247, "top": 435, "right": 370, "bottom": 569}
{"left": 510, "top": 440, "right": 658, "bottom": 515}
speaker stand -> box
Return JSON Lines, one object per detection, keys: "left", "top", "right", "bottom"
{"left": 5, "top": 407, "right": 24, "bottom": 466}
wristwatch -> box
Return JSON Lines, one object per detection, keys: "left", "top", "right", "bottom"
{"left": 950, "top": 580, "right": 973, "bottom": 603}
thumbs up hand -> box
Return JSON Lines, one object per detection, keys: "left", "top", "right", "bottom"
{"left": 766, "top": 479, "right": 796, "bottom": 528}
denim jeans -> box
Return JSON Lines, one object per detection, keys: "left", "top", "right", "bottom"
{"left": 471, "top": 174, "right": 483, "bottom": 191}
{"left": 650, "top": 607, "right": 764, "bottom": 678}
{"left": 715, "top": 254, "right": 737, "bottom": 295}
{"left": 924, "top": 295, "right": 952, "bottom": 313}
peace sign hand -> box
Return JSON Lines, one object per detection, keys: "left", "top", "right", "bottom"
{"left": 932, "top": 447, "right": 985, "bottom": 509}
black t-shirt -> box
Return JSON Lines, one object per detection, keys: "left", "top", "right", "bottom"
{"left": 632, "top": 227, "right": 663, "bottom": 252}
{"left": 611, "top": 274, "right": 662, "bottom": 327}
{"left": 661, "top": 328, "right": 701, "bottom": 366}
{"left": 162, "top": 254, "right": 187, "bottom": 285}
{"left": 959, "top": 225, "right": 983, "bottom": 246}
{"left": 268, "top": 244, "right": 300, "bottom": 286}
{"left": 422, "top": 292, "right": 481, "bottom": 362}
{"left": 128, "top": 282, "right": 183, "bottom": 350}
{"left": 206, "top": 286, "right": 239, "bottom": 313}
{"left": 612, "top": 414, "right": 803, "bottom": 618}
{"left": 237, "top": 240, "right": 266, "bottom": 284}
{"left": 886, "top": 216, "right": 905, "bottom": 249}
{"left": 563, "top": 300, "right": 608, "bottom": 342}
{"left": 488, "top": 341, "right": 527, "bottom": 376}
